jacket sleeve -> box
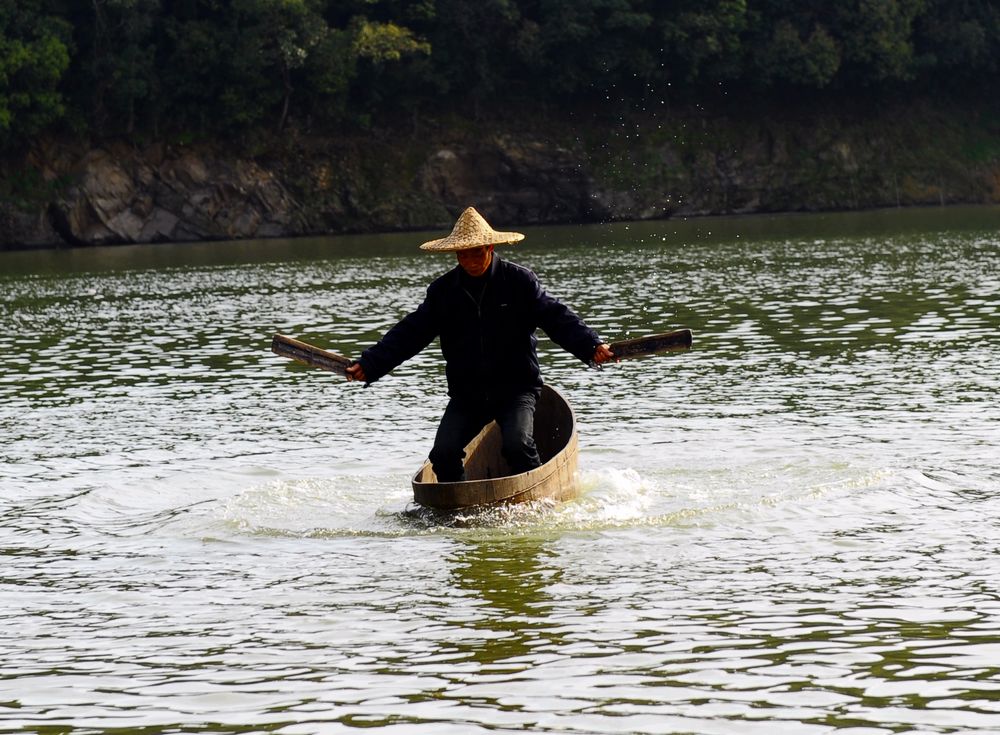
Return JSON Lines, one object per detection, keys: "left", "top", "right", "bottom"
{"left": 357, "top": 295, "right": 438, "bottom": 383}
{"left": 530, "top": 276, "right": 601, "bottom": 364}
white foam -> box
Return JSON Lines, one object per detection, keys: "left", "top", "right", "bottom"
{"left": 216, "top": 475, "right": 410, "bottom": 537}
{"left": 192, "top": 461, "right": 901, "bottom": 539}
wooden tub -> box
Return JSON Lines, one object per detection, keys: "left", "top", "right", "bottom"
{"left": 412, "top": 385, "right": 579, "bottom": 510}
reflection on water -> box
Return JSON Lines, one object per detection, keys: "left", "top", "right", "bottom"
{"left": 1, "top": 206, "right": 999, "bottom": 732}
{"left": 446, "top": 536, "right": 560, "bottom": 667}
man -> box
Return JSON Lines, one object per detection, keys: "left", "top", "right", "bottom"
{"left": 346, "top": 207, "right": 614, "bottom": 482}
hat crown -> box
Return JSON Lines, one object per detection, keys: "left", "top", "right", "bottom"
{"left": 451, "top": 207, "right": 493, "bottom": 242}
{"left": 419, "top": 206, "right": 525, "bottom": 252}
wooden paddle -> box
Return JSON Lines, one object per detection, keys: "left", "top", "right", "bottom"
{"left": 607, "top": 328, "right": 693, "bottom": 361}
{"left": 271, "top": 333, "right": 353, "bottom": 376}
{"left": 271, "top": 327, "right": 693, "bottom": 376}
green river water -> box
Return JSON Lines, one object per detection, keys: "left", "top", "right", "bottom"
{"left": 1, "top": 206, "right": 999, "bottom": 733}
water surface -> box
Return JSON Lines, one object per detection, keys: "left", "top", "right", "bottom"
{"left": 2, "top": 206, "right": 999, "bottom": 733}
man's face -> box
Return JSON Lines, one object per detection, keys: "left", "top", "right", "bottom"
{"left": 456, "top": 245, "right": 493, "bottom": 277}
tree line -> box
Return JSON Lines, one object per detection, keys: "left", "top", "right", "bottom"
{"left": 2, "top": 0, "right": 999, "bottom": 150}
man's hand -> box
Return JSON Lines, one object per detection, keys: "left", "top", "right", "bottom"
{"left": 592, "top": 343, "right": 615, "bottom": 364}
{"left": 346, "top": 362, "right": 367, "bottom": 382}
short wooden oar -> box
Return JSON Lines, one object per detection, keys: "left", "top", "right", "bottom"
{"left": 272, "top": 327, "right": 692, "bottom": 377}
{"left": 608, "top": 328, "right": 693, "bottom": 360}
{"left": 271, "top": 333, "right": 353, "bottom": 376}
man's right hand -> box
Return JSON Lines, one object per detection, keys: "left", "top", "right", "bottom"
{"left": 346, "top": 362, "right": 367, "bottom": 382}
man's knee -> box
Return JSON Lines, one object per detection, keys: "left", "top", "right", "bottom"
{"left": 429, "top": 442, "right": 465, "bottom": 482}
{"left": 501, "top": 426, "right": 534, "bottom": 459}
{"left": 500, "top": 425, "right": 540, "bottom": 473}
{"left": 429, "top": 423, "right": 473, "bottom": 482}
{"left": 429, "top": 440, "right": 462, "bottom": 466}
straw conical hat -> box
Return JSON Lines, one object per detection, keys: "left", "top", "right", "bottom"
{"left": 420, "top": 207, "right": 524, "bottom": 252}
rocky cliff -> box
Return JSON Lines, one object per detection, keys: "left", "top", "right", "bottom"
{"left": 4, "top": 105, "right": 1000, "bottom": 249}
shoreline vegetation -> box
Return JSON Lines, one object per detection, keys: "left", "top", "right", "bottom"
{"left": 3, "top": 1, "right": 1000, "bottom": 250}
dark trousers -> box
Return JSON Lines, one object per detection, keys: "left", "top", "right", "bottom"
{"left": 428, "top": 392, "right": 541, "bottom": 482}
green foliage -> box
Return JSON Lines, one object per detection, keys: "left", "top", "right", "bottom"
{"left": 0, "top": 0, "right": 71, "bottom": 147}
{"left": 353, "top": 19, "right": 430, "bottom": 62}
{"left": 519, "top": 0, "right": 657, "bottom": 95}
{"left": 0, "top": 164, "right": 70, "bottom": 205}
{"left": 2, "top": 0, "right": 999, "bottom": 147}
{"left": 837, "top": 0, "right": 925, "bottom": 82}
{"left": 658, "top": 0, "right": 748, "bottom": 82}
{"left": 914, "top": 0, "right": 1000, "bottom": 74}
{"left": 752, "top": 19, "right": 841, "bottom": 87}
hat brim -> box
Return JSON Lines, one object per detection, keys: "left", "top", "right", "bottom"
{"left": 419, "top": 230, "right": 524, "bottom": 252}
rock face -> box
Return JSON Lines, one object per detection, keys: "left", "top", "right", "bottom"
{"left": 40, "top": 145, "right": 304, "bottom": 246}
{"left": 3, "top": 111, "right": 1000, "bottom": 249}
{"left": 417, "top": 137, "right": 602, "bottom": 224}
{"left": 0, "top": 205, "right": 60, "bottom": 248}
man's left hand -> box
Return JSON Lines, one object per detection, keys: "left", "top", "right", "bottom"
{"left": 592, "top": 343, "right": 615, "bottom": 364}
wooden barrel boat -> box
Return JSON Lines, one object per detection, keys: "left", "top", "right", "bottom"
{"left": 412, "top": 385, "right": 579, "bottom": 510}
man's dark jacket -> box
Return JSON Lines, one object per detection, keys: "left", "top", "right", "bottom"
{"left": 357, "top": 256, "right": 600, "bottom": 402}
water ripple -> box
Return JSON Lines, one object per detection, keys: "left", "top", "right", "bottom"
{"left": 2, "top": 209, "right": 1000, "bottom": 732}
